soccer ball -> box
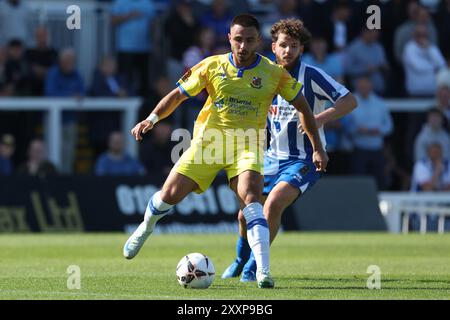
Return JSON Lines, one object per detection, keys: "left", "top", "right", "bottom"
{"left": 176, "top": 253, "right": 215, "bottom": 289}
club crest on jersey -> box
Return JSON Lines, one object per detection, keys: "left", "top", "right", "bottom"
{"left": 250, "top": 77, "right": 262, "bottom": 89}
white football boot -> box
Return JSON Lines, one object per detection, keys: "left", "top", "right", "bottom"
{"left": 256, "top": 270, "right": 274, "bottom": 289}
{"left": 123, "top": 221, "right": 153, "bottom": 259}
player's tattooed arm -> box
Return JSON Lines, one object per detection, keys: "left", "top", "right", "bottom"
{"left": 131, "top": 87, "right": 188, "bottom": 141}
{"left": 314, "top": 92, "right": 357, "bottom": 128}
{"left": 291, "top": 93, "right": 323, "bottom": 151}
{"left": 291, "top": 94, "right": 328, "bottom": 172}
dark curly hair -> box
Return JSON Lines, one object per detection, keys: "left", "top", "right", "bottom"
{"left": 270, "top": 18, "right": 312, "bottom": 45}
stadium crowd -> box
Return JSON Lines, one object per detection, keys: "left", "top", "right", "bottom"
{"left": 0, "top": 0, "right": 449, "bottom": 193}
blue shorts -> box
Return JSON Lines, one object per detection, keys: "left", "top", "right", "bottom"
{"left": 263, "top": 156, "right": 322, "bottom": 197}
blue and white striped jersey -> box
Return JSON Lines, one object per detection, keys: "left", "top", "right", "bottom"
{"left": 266, "top": 60, "right": 350, "bottom": 161}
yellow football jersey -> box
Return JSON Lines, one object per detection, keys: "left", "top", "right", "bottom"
{"left": 173, "top": 53, "right": 303, "bottom": 193}
{"left": 176, "top": 53, "right": 303, "bottom": 140}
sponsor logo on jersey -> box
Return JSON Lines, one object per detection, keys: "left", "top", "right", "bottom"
{"left": 269, "top": 105, "right": 278, "bottom": 115}
{"left": 181, "top": 69, "right": 192, "bottom": 82}
{"left": 250, "top": 76, "right": 262, "bottom": 89}
{"left": 214, "top": 98, "right": 224, "bottom": 110}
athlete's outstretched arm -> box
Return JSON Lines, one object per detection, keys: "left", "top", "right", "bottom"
{"left": 291, "top": 93, "right": 328, "bottom": 171}
{"left": 315, "top": 92, "right": 357, "bottom": 128}
{"left": 131, "top": 87, "right": 188, "bottom": 141}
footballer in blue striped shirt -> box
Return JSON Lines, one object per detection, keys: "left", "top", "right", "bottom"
{"left": 222, "top": 18, "right": 358, "bottom": 282}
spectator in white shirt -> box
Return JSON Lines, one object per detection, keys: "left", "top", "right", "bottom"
{"left": 402, "top": 24, "right": 446, "bottom": 97}
{"left": 394, "top": 3, "right": 438, "bottom": 63}
{"left": 410, "top": 142, "right": 450, "bottom": 231}
{"left": 411, "top": 142, "right": 450, "bottom": 191}
{"left": 347, "top": 76, "right": 393, "bottom": 190}
{"left": 414, "top": 108, "right": 450, "bottom": 161}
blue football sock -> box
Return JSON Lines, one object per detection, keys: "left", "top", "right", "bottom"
{"left": 242, "top": 252, "right": 257, "bottom": 274}
{"left": 235, "top": 236, "right": 251, "bottom": 265}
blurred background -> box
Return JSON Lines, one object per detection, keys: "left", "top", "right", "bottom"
{"left": 0, "top": 0, "right": 449, "bottom": 235}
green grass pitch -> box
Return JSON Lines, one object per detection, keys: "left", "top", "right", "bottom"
{"left": 1, "top": 232, "right": 450, "bottom": 299}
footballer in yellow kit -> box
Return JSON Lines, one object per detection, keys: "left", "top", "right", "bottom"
{"left": 124, "top": 14, "right": 327, "bottom": 289}
{"left": 174, "top": 52, "right": 303, "bottom": 193}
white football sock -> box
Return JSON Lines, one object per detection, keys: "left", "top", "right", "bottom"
{"left": 242, "top": 202, "right": 270, "bottom": 274}
{"left": 143, "top": 191, "right": 173, "bottom": 231}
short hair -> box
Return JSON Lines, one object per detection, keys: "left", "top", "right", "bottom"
{"left": 332, "top": 1, "right": 350, "bottom": 12}
{"left": 428, "top": 107, "right": 444, "bottom": 118}
{"left": 355, "top": 73, "right": 372, "bottom": 82}
{"left": 426, "top": 141, "right": 442, "bottom": 151}
{"left": 231, "top": 14, "right": 260, "bottom": 32}
{"left": 8, "top": 38, "right": 23, "bottom": 48}
{"left": 270, "top": 18, "right": 311, "bottom": 45}
{"left": 59, "top": 47, "right": 76, "bottom": 60}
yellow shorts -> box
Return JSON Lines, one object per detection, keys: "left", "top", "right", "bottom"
{"left": 173, "top": 141, "right": 263, "bottom": 193}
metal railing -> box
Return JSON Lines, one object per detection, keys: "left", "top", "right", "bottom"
{"left": 379, "top": 192, "right": 450, "bottom": 234}
{"left": 26, "top": 0, "right": 170, "bottom": 86}
{"left": 0, "top": 96, "right": 442, "bottom": 173}
{"left": 384, "top": 99, "right": 436, "bottom": 112}
{"left": 0, "top": 97, "right": 142, "bottom": 169}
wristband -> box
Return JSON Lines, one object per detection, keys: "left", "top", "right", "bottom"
{"left": 146, "top": 113, "right": 159, "bottom": 125}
